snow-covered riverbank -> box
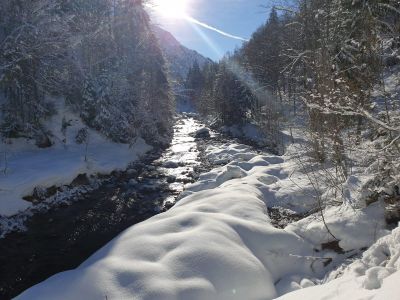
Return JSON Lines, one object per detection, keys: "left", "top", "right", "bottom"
{"left": 15, "top": 139, "right": 399, "bottom": 300}
{"left": 0, "top": 115, "right": 213, "bottom": 299}
{"left": 0, "top": 106, "right": 152, "bottom": 217}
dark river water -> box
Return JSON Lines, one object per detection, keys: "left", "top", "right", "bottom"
{"left": 0, "top": 115, "right": 212, "bottom": 299}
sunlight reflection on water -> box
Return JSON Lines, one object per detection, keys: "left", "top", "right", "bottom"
{"left": 156, "top": 116, "right": 204, "bottom": 199}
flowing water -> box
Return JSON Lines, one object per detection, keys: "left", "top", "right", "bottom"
{"left": 0, "top": 115, "right": 207, "bottom": 299}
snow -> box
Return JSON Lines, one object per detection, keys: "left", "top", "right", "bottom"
{"left": 16, "top": 143, "right": 322, "bottom": 300}
{"left": 13, "top": 122, "right": 399, "bottom": 300}
{"left": 0, "top": 99, "right": 152, "bottom": 217}
{"left": 205, "top": 143, "right": 256, "bottom": 165}
{"left": 286, "top": 202, "right": 389, "bottom": 251}
{"left": 276, "top": 225, "right": 400, "bottom": 300}
{"left": 219, "top": 123, "right": 272, "bottom": 147}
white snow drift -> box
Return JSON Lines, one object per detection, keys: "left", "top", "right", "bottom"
{"left": 277, "top": 226, "right": 400, "bottom": 300}
{"left": 15, "top": 141, "right": 399, "bottom": 300}
{"left": 16, "top": 146, "right": 319, "bottom": 300}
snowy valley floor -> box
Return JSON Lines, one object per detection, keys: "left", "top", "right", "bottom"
{"left": 14, "top": 136, "right": 399, "bottom": 300}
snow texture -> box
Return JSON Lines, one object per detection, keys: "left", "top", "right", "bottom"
{"left": 277, "top": 226, "right": 400, "bottom": 300}
{"left": 16, "top": 144, "right": 321, "bottom": 300}
{"left": 286, "top": 202, "right": 389, "bottom": 251}
{"left": 0, "top": 100, "right": 152, "bottom": 217}
{"left": 14, "top": 134, "right": 398, "bottom": 300}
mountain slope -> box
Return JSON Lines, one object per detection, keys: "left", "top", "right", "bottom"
{"left": 153, "top": 26, "right": 212, "bottom": 83}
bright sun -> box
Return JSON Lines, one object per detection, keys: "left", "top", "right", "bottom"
{"left": 153, "top": 0, "right": 188, "bottom": 19}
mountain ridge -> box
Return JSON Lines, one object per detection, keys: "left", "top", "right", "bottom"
{"left": 153, "top": 26, "right": 212, "bottom": 83}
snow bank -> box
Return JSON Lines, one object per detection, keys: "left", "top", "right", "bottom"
{"left": 286, "top": 202, "right": 389, "bottom": 251}
{"left": 279, "top": 142, "right": 390, "bottom": 251}
{"left": 205, "top": 143, "right": 323, "bottom": 214}
{"left": 0, "top": 102, "right": 152, "bottom": 217}
{"left": 205, "top": 143, "right": 256, "bottom": 165}
{"left": 14, "top": 133, "right": 395, "bottom": 300}
{"left": 276, "top": 225, "right": 400, "bottom": 300}
{"left": 16, "top": 148, "right": 322, "bottom": 300}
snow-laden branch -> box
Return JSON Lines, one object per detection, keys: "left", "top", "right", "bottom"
{"left": 359, "top": 109, "right": 400, "bottom": 133}
{"left": 301, "top": 98, "right": 400, "bottom": 134}
{"left": 284, "top": 21, "right": 303, "bottom": 28}
{"left": 378, "top": 3, "right": 400, "bottom": 16}
{"left": 274, "top": 6, "right": 297, "bottom": 14}
{"left": 382, "top": 135, "right": 400, "bottom": 151}
{"left": 282, "top": 50, "right": 313, "bottom": 74}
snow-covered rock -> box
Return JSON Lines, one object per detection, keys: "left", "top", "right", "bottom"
{"left": 193, "top": 127, "right": 210, "bottom": 139}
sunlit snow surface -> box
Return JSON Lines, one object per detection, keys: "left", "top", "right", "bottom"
{"left": 277, "top": 226, "right": 400, "bottom": 300}
{"left": 15, "top": 135, "right": 399, "bottom": 300}
{"left": 0, "top": 102, "right": 152, "bottom": 217}
{"left": 16, "top": 149, "right": 316, "bottom": 300}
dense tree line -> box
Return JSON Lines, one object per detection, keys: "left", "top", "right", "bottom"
{"left": 0, "top": 0, "right": 174, "bottom": 146}
{"left": 186, "top": 0, "right": 399, "bottom": 200}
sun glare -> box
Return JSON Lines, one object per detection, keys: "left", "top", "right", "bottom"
{"left": 153, "top": 0, "right": 188, "bottom": 19}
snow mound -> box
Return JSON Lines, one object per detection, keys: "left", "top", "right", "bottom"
{"left": 15, "top": 135, "right": 395, "bottom": 300}
{"left": 276, "top": 226, "right": 400, "bottom": 300}
{"left": 286, "top": 202, "right": 389, "bottom": 251}
{"left": 206, "top": 143, "right": 256, "bottom": 165}
{"left": 16, "top": 152, "right": 320, "bottom": 300}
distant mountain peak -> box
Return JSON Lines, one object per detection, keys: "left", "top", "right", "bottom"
{"left": 153, "top": 26, "right": 212, "bottom": 82}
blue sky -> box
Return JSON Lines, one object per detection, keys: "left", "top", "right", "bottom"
{"left": 149, "top": 0, "right": 271, "bottom": 61}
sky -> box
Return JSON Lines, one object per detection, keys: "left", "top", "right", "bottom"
{"left": 148, "top": 0, "right": 272, "bottom": 61}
